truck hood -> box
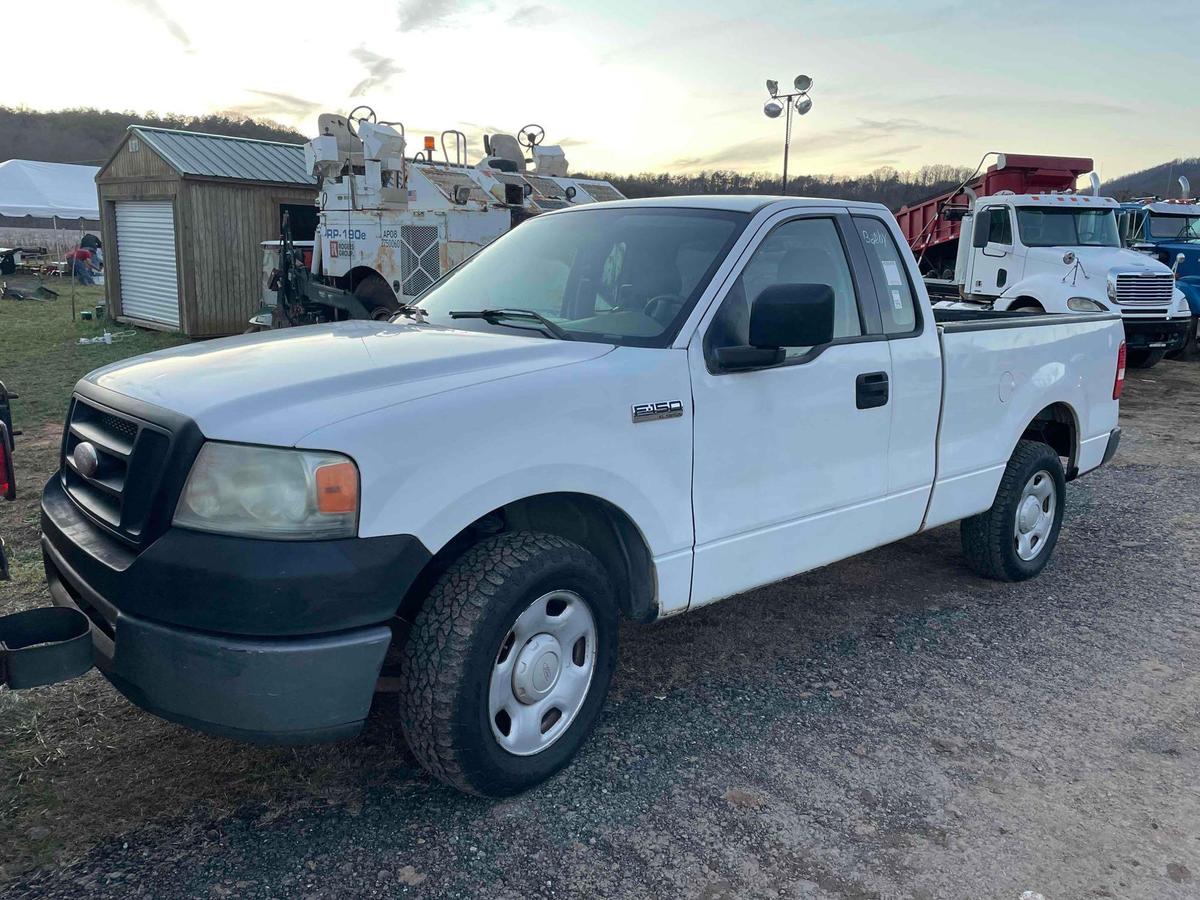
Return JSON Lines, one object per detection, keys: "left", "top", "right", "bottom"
{"left": 1024, "top": 245, "right": 1171, "bottom": 277}
{"left": 85, "top": 321, "right": 612, "bottom": 446}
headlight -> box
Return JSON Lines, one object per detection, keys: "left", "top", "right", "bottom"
{"left": 1067, "top": 296, "right": 1107, "bottom": 312}
{"left": 174, "top": 442, "right": 358, "bottom": 540}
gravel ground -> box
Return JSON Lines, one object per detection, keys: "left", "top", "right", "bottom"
{"left": 4, "top": 360, "right": 1200, "bottom": 899}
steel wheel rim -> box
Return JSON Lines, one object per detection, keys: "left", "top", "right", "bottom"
{"left": 1014, "top": 469, "right": 1056, "bottom": 561}
{"left": 488, "top": 590, "right": 597, "bottom": 757}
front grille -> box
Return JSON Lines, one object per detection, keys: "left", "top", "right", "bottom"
{"left": 1114, "top": 272, "right": 1174, "bottom": 305}
{"left": 61, "top": 395, "right": 171, "bottom": 545}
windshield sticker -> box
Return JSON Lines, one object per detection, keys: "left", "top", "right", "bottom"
{"left": 882, "top": 260, "right": 903, "bottom": 286}
{"left": 890, "top": 288, "right": 904, "bottom": 310}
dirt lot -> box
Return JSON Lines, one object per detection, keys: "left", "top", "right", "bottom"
{"left": 2, "top": 317, "right": 1199, "bottom": 898}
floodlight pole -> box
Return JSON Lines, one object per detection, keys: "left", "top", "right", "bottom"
{"left": 782, "top": 99, "right": 793, "bottom": 195}
{"left": 764, "top": 76, "right": 813, "bottom": 196}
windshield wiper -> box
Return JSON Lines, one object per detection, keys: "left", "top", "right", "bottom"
{"left": 448, "top": 308, "right": 571, "bottom": 340}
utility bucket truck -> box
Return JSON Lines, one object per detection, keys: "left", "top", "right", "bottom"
{"left": 895, "top": 153, "right": 1192, "bottom": 368}
{"left": 256, "top": 107, "right": 625, "bottom": 330}
{"left": 1117, "top": 176, "right": 1200, "bottom": 357}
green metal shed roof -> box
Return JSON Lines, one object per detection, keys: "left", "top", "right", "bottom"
{"left": 130, "top": 126, "right": 315, "bottom": 185}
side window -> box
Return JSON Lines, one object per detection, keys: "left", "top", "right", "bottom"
{"left": 988, "top": 208, "right": 1013, "bottom": 245}
{"left": 853, "top": 216, "right": 918, "bottom": 336}
{"left": 707, "top": 217, "right": 861, "bottom": 362}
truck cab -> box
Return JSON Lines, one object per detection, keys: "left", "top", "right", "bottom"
{"left": 1118, "top": 197, "right": 1200, "bottom": 356}
{"left": 948, "top": 192, "right": 1191, "bottom": 367}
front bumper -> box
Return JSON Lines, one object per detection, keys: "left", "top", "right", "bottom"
{"left": 41, "top": 476, "right": 431, "bottom": 743}
{"left": 1121, "top": 317, "right": 1190, "bottom": 351}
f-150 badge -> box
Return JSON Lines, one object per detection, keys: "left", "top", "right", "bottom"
{"left": 632, "top": 400, "right": 684, "bottom": 423}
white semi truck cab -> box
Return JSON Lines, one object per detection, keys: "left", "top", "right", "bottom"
{"left": 945, "top": 191, "right": 1191, "bottom": 367}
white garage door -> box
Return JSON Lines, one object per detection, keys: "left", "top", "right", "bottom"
{"left": 115, "top": 201, "right": 180, "bottom": 328}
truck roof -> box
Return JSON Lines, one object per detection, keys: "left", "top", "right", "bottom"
{"left": 1128, "top": 200, "right": 1200, "bottom": 216}
{"left": 977, "top": 193, "right": 1118, "bottom": 209}
{"left": 547, "top": 195, "right": 890, "bottom": 214}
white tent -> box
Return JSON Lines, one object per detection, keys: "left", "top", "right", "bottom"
{"left": 0, "top": 159, "right": 100, "bottom": 220}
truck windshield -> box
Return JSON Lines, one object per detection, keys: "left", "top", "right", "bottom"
{"left": 1148, "top": 214, "right": 1200, "bottom": 241}
{"left": 1015, "top": 207, "right": 1121, "bottom": 248}
{"left": 411, "top": 207, "right": 749, "bottom": 347}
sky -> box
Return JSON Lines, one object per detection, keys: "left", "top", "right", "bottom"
{"left": 11, "top": 0, "right": 1200, "bottom": 179}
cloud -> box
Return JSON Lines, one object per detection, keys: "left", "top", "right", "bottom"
{"left": 507, "top": 3, "right": 554, "bottom": 23}
{"left": 671, "top": 118, "right": 950, "bottom": 171}
{"left": 349, "top": 47, "right": 404, "bottom": 98}
{"left": 125, "top": 0, "right": 192, "bottom": 50}
{"left": 235, "top": 90, "right": 323, "bottom": 120}
{"left": 397, "top": 0, "right": 460, "bottom": 30}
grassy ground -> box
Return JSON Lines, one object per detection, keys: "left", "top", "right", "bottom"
{"left": 0, "top": 284, "right": 184, "bottom": 426}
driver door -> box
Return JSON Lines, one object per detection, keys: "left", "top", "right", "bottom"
{"left": 967, "top": 206, "right": 1017, "bottom": 295}
{"left": 687, "top": 209, "right": 893, "bottom": 609}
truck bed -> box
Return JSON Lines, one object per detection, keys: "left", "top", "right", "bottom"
{"left": 923, "top": 310, "right": 1123, "bottom": 531}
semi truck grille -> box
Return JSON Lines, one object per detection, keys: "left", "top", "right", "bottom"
{"left": 61, "top": 395, "right": 171, "bottom": 545}
{"left": 1114, "top": 273, "right": 1174, "bottom": 305}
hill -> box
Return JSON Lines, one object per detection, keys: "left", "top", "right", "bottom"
{"left": 0, "top": 107, "right": 307, "bottom": 166}
{"left": 1102, "top": 158, "right": 1200, "bottom": 200}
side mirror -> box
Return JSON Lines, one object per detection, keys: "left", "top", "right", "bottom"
{"left": 716, "top": 284, "right": 835, "bottom": 370}
{"left": 972, "top": 212, "right": 990, "bottom": 248}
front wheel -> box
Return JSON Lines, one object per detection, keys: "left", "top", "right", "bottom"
{"left": 960, "top": 440, "right": 1066, "bottom": 582}
{"left": 1126, "top": 347, "right": 1166, "bottom": 369}
{"left": 398, "top": 532, "right": 618, "bottom": 797}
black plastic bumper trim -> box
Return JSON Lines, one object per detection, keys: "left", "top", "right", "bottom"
{"left": 1101, "top": 426, "right": 1121, "bottom": 467}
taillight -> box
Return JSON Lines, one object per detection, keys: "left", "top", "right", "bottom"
{"left": 0, "top": 424, "right": 14, "bottom": 501}
{"left": 1113, "top": 340, "right": 1126, "bottom": 400}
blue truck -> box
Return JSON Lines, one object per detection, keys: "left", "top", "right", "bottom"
{"left": 1118, "top": 191, "right": 1200, "bottom": 358}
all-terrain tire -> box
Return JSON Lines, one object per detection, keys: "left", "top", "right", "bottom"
{"left": 398, "top": 531, "right": 618, "bottom": 797}
{"left": 960, "top": 440, "right": 1066, "bottom": 582}
{"left": 1126, "top": 347, "right": 1166, "bottom": 369}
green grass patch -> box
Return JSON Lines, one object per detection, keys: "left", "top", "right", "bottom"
{"left": 0, "top": 287, "right": 186, "bottom": 427}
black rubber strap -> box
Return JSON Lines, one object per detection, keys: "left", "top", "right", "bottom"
{"left": 0, "top": 607, "right": 94, "bottom": 690}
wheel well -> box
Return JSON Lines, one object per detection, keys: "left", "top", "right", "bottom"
{"left": 1021, "top": 402, "right": 1078, "bottom": 476}
{"left": 349, "top": 267, "right": 396, "bottom": 298}
{"left": 1009, "top": 296, "right": 1045, "bottom": 312}
{"left": 397, "top": 493, "right": 658, "bottom": 625}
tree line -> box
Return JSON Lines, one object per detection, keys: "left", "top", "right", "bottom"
{"left": 577, "top": 165, "right": 976, "bottom": 211}
{"left": 0, "top": 107, "right": 306, "bottom": 167}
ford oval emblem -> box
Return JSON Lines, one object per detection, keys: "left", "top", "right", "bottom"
{"left": 73, "top": 441, "right": 100, "bottom": 478}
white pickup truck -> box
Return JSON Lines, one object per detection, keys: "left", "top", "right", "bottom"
{"left": 39, "top": 196, "right": 1124, "bottom": 797}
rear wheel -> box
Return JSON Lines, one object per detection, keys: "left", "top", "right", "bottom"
{"left": 960, "top": 440, "right": 1065, "bottom": 582}
{"left": 1126, "top": 348, "right": 1166, "bottom": 369}
{"left": 398, "top": 532, "right": 618, "bottom": 797}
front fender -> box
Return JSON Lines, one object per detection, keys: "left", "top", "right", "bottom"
{"left": 994, "top": 272, "right": 1105, "bottom": 312}
{"left": 1176, "top": 277, "right": 1200, "bottom": 315}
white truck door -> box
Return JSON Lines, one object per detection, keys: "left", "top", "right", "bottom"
{"left": 687, "top": 211, "right": 893, "bottom": 609}
{"left": 966, "top": 206, "right": 1017, "bottom": 296}
{"left": 850, "top": 213, "right": 943, "bottom": 542}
